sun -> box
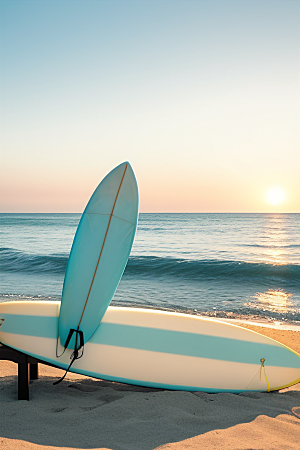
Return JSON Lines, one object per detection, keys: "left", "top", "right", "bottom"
{"left": 266, "top": 187, "right": 285, "bottom": 205}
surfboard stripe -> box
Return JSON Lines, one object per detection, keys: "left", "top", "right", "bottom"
{"left": 0, "top": 314, "right": 57, "bottom": 339}
{"left": 2, "top": 313, "right": 299, "bottom": 368}
{"left": 78, "top": 163, "right": 128, "bottom": 327}
{"left": 92, "top": 323, "right": 300, "bottom": 367}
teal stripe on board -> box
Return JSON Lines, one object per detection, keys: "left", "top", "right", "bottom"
{"left": 91, "top": 323, "right": 300, "bottom": 368}
{"left": 0, "top": 314, "right": 57, "bottom": 339}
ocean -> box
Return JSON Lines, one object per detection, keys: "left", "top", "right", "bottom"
{"left": 0, "top": 213, "right": 299, "bottom": 325}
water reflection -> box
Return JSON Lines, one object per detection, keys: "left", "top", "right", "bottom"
{"left": 245, "top": 289, "right": 297, "bottom": 315}
{"left": 260, "top": 214, "right": 290, "bottom": 264}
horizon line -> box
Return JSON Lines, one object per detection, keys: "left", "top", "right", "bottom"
{"left": 1, "top": 211, "right": 299, "bottom": 215}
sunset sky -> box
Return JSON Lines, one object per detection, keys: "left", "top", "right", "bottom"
{"left": 1, "top": 0, "right": 299, "bottom": 213}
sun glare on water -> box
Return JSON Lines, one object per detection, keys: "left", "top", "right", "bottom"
{"left": 266, "top": 187, "right": 285, "bottom": 206}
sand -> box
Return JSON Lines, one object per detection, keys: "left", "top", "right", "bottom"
{"left": 0, "top": 324, "right": 299, "bottom": 450}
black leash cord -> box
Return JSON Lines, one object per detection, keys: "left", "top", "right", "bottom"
{"left": 53, "top": 327, "right": 84, "bottom": 385}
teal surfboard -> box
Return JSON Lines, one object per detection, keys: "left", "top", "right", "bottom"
{"left": 58, "top": 162, "right": 139, "bottom": 349}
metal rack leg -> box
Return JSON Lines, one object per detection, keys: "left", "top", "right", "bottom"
{"left": 30, "top": 362, "right": 38, "bottom": 380}
{"left": 18, "top": 360, "right": 30, "bottom": 400}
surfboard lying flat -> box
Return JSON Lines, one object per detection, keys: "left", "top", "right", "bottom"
{"left": 1, "top": 301, "right": 300, "bottom": 393}
{"left": 58, "top": 162, "right": 138, "bottom": 349}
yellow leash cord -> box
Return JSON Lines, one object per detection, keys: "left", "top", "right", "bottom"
{"left": 260, "top": 358, "right": 271, "bottom": 392}
{"left": 246, "top": 357, "right": 271, "bottom": 392}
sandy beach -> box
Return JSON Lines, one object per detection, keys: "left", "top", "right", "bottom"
{"left": 0, "top": 323, "right": 299, "bottom": 450}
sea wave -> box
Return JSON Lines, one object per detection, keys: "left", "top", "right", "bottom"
{"left": 0, "top": 247, "right": 67, "bottom": 274}
{"left": 125, "top": 256, "right": 300, "bottom": 285}
{"left": 1, "top": 247, "right": 299, "bottom": 286}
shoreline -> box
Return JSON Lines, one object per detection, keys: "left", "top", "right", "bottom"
{"left": 218, "top": 317, "right": 300, "bottom": 332}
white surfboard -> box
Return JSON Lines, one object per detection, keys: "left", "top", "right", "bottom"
{"left": 1, "top": 301, "right": 299, "bottom": 393}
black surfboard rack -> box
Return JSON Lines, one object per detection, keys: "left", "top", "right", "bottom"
{"left": 0, "top": 343, "right": 39, "bottom": 400}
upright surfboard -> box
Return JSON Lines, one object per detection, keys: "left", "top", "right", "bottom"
{"left": 58, "top": 162, "right": 138, "bottom": 349}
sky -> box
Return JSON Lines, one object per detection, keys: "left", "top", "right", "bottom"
{"left": 0, "top": 0, "right": 299, "bottom": 213}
